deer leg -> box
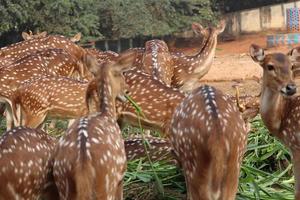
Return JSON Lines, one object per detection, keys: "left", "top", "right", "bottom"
{"left": 115, "top": 182, "right": 124, "bottom": 200}
{"left": 5, "top": 107, "right": 14, "bottom": 131}
{"left": 222, "top": 150, "right": 239, "bottom": 200}
{"left": 292, "top": 150, "right": 300, "bottom": 200}
{"left": 48, "top": 120, "right": 57, "bottom": 129}
{"left": 0, "top": 103, "right": 5, "bottom": 116}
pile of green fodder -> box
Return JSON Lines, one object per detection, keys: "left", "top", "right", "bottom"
{"left": 0, "top": 116, "right": 295, "bottom": 199}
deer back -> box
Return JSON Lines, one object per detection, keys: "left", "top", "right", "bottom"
{"left": 169, "top": 85, "right": 247, "bottom": 200}
{"left": 117, "top": 69, "right": 185, "bottom": 134}
{"left": 141, "top": 39, "right": 174, "bottom": 86}
{"left": 0, "top": 127, "right": 58, "bottom": 199}
{"left": 0, "top": 34, "right": 85, "bottom": 67}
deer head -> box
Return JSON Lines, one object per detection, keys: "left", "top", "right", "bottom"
{"left": 250, "top": 44, "right": 296, "bottom": 97}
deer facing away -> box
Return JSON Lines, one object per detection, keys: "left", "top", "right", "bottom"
{"left": 0, "top": 127, "right": 59, "bottom": 199}
{"left": 169, "top": 85, "right": 248, "bottom": 200}
{"left": 53, "top": 60, "right": 130, "bottom": 200}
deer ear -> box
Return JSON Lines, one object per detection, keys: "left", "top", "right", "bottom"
{"left": 250, "top": 44, "right": 265, "bottom": 63}
{"left": 22, "top": 32, "right": 30, "bottom": 40}
{"left": 216, "top": 19, "right": 226, "bottom": 34}
{"left": 83, "top": 52, "right": 99, "bottom": 76}
{"left": 71, "top": 33, "right": 81, "bottom": 42}
{"left": 39, "top": 31, "right": 47, "bottom": 37}
{"left": 288, "top": 47, "right": 300, "bottom": 63}
{"left": 191, "top": 23, "right": 207, "bottom": 36}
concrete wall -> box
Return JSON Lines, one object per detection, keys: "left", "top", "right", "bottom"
{"left": 224, "top": 1, "right": 300, "bottom": 36}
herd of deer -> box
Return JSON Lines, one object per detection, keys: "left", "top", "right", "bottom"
{"left": 1, "top": 19, "right": 300, "bottom": 200}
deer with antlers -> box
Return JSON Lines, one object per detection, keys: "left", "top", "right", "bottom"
{"left": 53, "top": 58, "right": 130, "bottom": 199}
{"left": 0, "top": 126, "right": 59, "bottom": 199}
{"left": 168, "top": 85, "right": 248, "bottom": 200}
{"left": 249, "top": 44, "right": 300, "bottom": 199}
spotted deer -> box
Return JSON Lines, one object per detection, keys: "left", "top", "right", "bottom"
{"left": 117, "top": 69, "right": 185, "bottom": 136}
{"left": 0, "top": 33, "right": 83, "bottom": 68}
{"left": 86, "top": 48, "right": 119, "bottom": 64}
{"left": 0, "top": 48, "right": 94, "bottom": 129}
{"left": 249, "top": 44, "right": 300, "bottom": 199}
{"left": 10, "top": 76, "right": 95, "bottom": 128}
{"left": 53, "top": 59, "right": 130, "bottom": 200}
{"left": 171, "top": 21, "right": 226, "bottom": 91}
{"left": 21, "top": 31, "right": 48, "bottom": 40}
{"left": 169, "top": 85, "right": 247, "bottom": 200}
{"left": 141, "top": 39, "right": 174, "bottom": 86}
{"left": 117, "top": 68, "right": 256, "bottom": 137}
{"left": 124, "top": 135, "right": 175, "bottom": 162}
{"left": 0, "top": 126, "right": 59, "bottom": 199}
{"left": 118, "top": 21, "right": 208, "bottom": 69}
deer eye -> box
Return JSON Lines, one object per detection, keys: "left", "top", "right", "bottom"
{"left": 267, "top": 64, "right": 274, "bottom": 71}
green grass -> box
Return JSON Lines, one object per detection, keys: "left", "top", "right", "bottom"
{"left": 0, "top": 115, "right": 295, "bottom": 199}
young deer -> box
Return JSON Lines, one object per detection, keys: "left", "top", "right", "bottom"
{"left": 141, "top": 39, "right": 174, "bottom": 86}
{"left": 249, "top": 44, "right": 300, "bottom": 199}
{"left": 0, "top": 126, "right": 58, "bottom": 199}
{"left": 169, "top": 85, "right": 248, "bottom": 200}
{"left": 53, "top": 61, "right": 130, "bottom": 200}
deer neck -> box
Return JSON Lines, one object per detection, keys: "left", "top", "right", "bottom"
{"left": 260, "top": 85, "right": 286, "bottom": 135}
{"left": 177, "top": 29, "right": 217, "bottom": 74}
{"left": 96, "top": 67, "right": 117, "bottom": 119}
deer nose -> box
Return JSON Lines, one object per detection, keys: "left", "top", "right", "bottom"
{"left": 286, "top": 83, "right": 297, "bottom": 96}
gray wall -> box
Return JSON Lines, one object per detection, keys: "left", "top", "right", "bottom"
{"left": 224, "top": 1, "right": 300, "bottom": 36}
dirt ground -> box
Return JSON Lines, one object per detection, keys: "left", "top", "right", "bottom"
{"left": 197, "top": 33, "right": 300, "bottom": 96}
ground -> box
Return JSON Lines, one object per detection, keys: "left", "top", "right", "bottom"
{"left": 197, "top": 32, "right": 300, "bottom": 96}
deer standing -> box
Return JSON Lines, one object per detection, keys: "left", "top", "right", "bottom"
{"left": 53, "top": 60, "right": 130, "bottom": 200}
{"left": 10, "top": 76, "right": 96, "bottom": 128}
{"left": 0, "top": 48, "right": 94, "bottom": 130}
{"left": 0, "top": 126, "right": 59, "bottom": 199}
{"left": 169, "top": 85, "right": 248, "bottom": 200}
{"left": 118, "top": 21, "right": 224, "bottom": 91}
{"left": 118, "top": 68, "right": 256, "bottom": 136}
{"left": 171, "top": 21, "right": 226, "bottom": 91}
{"left": 117, "top": 69, "right": 185, "bottom": 135}
{"left": 249, "top": 44, "right": 300, "bottom": 199}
